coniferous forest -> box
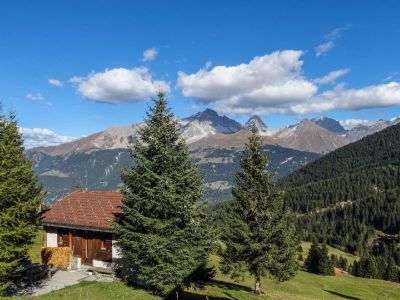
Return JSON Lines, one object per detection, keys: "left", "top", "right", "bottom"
{"left": 280, "top": 123, "right": 400, "bottom": 282}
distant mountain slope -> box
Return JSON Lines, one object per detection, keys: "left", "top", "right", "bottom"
{"left": 272, "top": 120, "right": 349, "bottom": 154}
{"left": 180, "top": 108, "right": 242, "bottom": 143}
{"left": 310, "top": 117, "right": 347, "bottom": 135}
{"left": 280, "top": 123, "right": 400, "bottom": 253}
{"left": 31, "top": 109, "right": 243, "bottom": 157}
{"left": 345, "top": 118, "right": 400, "bottom": 142}
{"left": 30, "top": 109, "right": 362, "bottom": 203}
{"left": 281, "top": 123, "right": 400, "bottom": 189}
{"left": 30, "top": 144, "right": 319, "bottom": 204}
{"left": 189, "top": 129, "right": 277, "bottom": 149}
{"left": 32, "top": 124, "right": 141, "bottom": 156}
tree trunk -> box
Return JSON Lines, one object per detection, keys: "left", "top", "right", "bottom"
{"left": 254, "top": 276, "right": 261, "bottom": 294}
{"left": 175, "top": 290, "right": 179, "bottom": 300}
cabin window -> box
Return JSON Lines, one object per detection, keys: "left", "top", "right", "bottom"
{"left": 57, "top": 233, "right": 69, "bottom": 247}
{"left": 100, "top": 240, "right": 112, "bottom": 252}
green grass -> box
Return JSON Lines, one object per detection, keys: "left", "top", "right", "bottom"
{"left": 183, "top": 255, "right": 400, "bottom": 300}
{"left": 6, "top": 281, "right": 161, "bottom": 300}
{"left": 28, "top": 230, "right": 43, "bottom": 264}
{"left": 15, "top": 239, "right": 398, "bottom": 299}
{"left": 6, "top": 254, "right": 398, "bottom": 300}
{"left": 301, "top": 241, "right": 359, "bottom": 264}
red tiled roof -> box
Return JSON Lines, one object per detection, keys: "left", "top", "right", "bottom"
{"left": 41, "top": 191, "right": 123, "bottom": 230}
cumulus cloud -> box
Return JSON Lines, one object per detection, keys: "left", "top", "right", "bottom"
{"left": 26, "top": 93, "right": 44, "bottom": 101}
{"left": 314, "top": 68, "right": 350, "bottom": 84}
{"left": 69, "top": 76, "right": 84, "bottom": 84}
{"left": 177, "top": 50, "right": 400, "bottom": 115}
{"left": 72, "top": 67, "right": 170, "bottom": 104}
{"left": 339, "top": 119, "right": 373, "bottom": 129}
{"left": 315, "top": 25, "right": 350, "bottom": 57}
{"left": 48, "top": 78, "right": 63, "bottom": 87}
{"left": 142, "top": 48, "right": 158, "bottom": 62}
{"left": 19, "top": 127, "right": 76, "bottom": 149}
{"left": 178, "top": 50, "right": 316, "bottom": 103}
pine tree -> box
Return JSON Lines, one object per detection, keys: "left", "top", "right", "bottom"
{"left": 359, "top": 256, "right": 378, "bottom": 278}
{"left": 113, "top": 93, "right": 214, "bottom": 296}
{"left": 221, "top": 125, "right": 299, "bottom": 294}
{"left": 304, "top": 242, "right": 321, "bottom": 274}
{"left": 339, "top": 256, "right": 348, "bottom": 271}
{"left": 351, "top": 260, "right": 360, "bottom": 277}
{"left": 321, "top": 243, "right": 335, "bottom": 275}
{"left": 0, "top": 111, "right": 45, "bottom": 294}
{"left": 384, "top": 257, "right": 398, "bottom": 282}
{"left": 304, "top": 242, "right": 334, "bottom": 276}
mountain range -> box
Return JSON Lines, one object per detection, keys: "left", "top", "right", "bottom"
{"left": 27, "top": 109, "right": 400, "bottom": 203}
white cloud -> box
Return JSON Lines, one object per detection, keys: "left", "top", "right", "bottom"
{"left": 73, "top": 67, "right": 170, "bottom": 104}
{"left": 178, "top": 50, "right": 316, "bottom": 104}
{"left": 69, "top": 76, "right": 84, "bottom": 84}
{"left": 177, "top": 50, "right": 400, "bottom": 116}
{"left": 339, "top": 119, "right": 373, "bottom": 129}
{"left": 26, "top": 93, "right": 44, "bottom": 101}
{"left": 315, "top": 41, "right": 334, "bottom": 57}
{"left": 383, "top": 72, "right": 399, "bottom": 82}
{"left": 48, "top": 78, "right": 63, "bottom": 87}
{"left": 314, "top": 68, "right": 350, "bottom": 84}
{"left": 19, "top": 127, "right": 76, "bottom": 149}
{"left": 315, "top": 25, "right": 350, "bottom": 57}
{"left": 142, "top": 48, "right": 158, "bottom": 62}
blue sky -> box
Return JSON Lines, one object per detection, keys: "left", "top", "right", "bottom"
{"left": 1, "top": 0, "right": 400, "bottom": 147}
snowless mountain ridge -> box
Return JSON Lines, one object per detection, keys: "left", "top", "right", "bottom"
{"left": 29, "top": 109, "right": 400, "bottom": 156}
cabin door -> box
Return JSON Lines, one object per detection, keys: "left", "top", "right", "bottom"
{"left": 81, "top": 235, "right": 93, "bottom": 265}
{"left": 72, "top": 235, "right": 82, "bottom": 257}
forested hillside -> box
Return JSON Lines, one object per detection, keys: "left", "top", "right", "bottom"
{"left": 280, "top": 123, "right": 400, "bottom": 279}
{"left": 29, "top": 145, "right": 318, "bottom": 203}
{"left": 281, "top": 122, "right": 400, "bottom": 189}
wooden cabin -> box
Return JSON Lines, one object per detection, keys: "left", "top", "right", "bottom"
{"left": 41, "top": 191, "right": 123, "bottom": 269}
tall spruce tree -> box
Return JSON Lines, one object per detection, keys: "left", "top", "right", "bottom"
{"left": 304, "top": 242, "right": 334, "bottom": 276}
{"left": 113, "top": 93, "right": 214, "bottom": 296}
{"left": 221, "top": 125, "right": 299, "bottom": 294}
{"left": 0, "top": 111, "right": 44, "bottom": 294}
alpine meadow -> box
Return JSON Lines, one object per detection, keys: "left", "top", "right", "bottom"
{"left": 1, "top": 1, "right": 400, "bottom": 299}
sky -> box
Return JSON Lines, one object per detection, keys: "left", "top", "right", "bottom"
{"left": 1, "top": 0, "right": 400, "bottom": 148}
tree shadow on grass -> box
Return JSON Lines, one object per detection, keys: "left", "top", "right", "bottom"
{"left": 208, "top": 279, "right": 253, "bottom": 293}
{"left": 177, "top": 290, "right": 233, "bottom": 300}
{"left": 324, "top": 290, "right": 361, "bottom": 300}
{"left": 168, "top": 279, "right": 254, "bottom": 300}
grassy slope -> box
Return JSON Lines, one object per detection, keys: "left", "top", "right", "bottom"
{"left": 20, "top": 237, "right": 400, "bottom": 300}
{"left": 28, "top": 230, "right": 43, "bottom": 264}
{"left": 8, "top": 254, "right": 398, "bottom": 300}
{"left": 301, "top": 242, "right": 359, "bottom": 264}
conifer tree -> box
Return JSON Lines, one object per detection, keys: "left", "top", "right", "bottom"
{"left": 358, "top": 255, "right": 378, "bottom": 278}
{"left": 113, "top": 93, "right": 214, "bottom": 296}
{"left": 339, "top": 256, "right": 348, "bottom": 271}
{"left": 304, "top": 242, "right": 334, "bottom": 276}
{"left": 221, "top": 125, "right": 299, "bottom": 294}
{"left": 304, "top": 242, "right": 321, "bottom": 274}
{"left": 351, "top": 260, "right": 360, "bottom": 277}
{"left": 0, "top": 111, "right": 44, "bottom": 294}
{"left": 385, "top": 257, "right": 398, "bottom": 282}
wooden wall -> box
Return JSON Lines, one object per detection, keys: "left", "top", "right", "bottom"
{"left": 45, "top": 226, "right": 113, "bottom": 265}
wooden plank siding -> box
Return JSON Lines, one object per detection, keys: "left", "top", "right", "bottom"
{"left": 50, "top": 226, "right": 112, "bottom": 266}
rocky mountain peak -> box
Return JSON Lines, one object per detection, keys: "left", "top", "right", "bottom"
{"left": 310, "top": 116, "right": 347, "bottom": 135}
{"left": 244, "top": 115, "right": 269, "bottom": 136}
{"left": 272, "top": 119, "right": 349, "bottom": 154}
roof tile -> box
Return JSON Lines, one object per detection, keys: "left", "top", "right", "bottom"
{"left": 41, "top": 191, "right": 123, "bottom": 230}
